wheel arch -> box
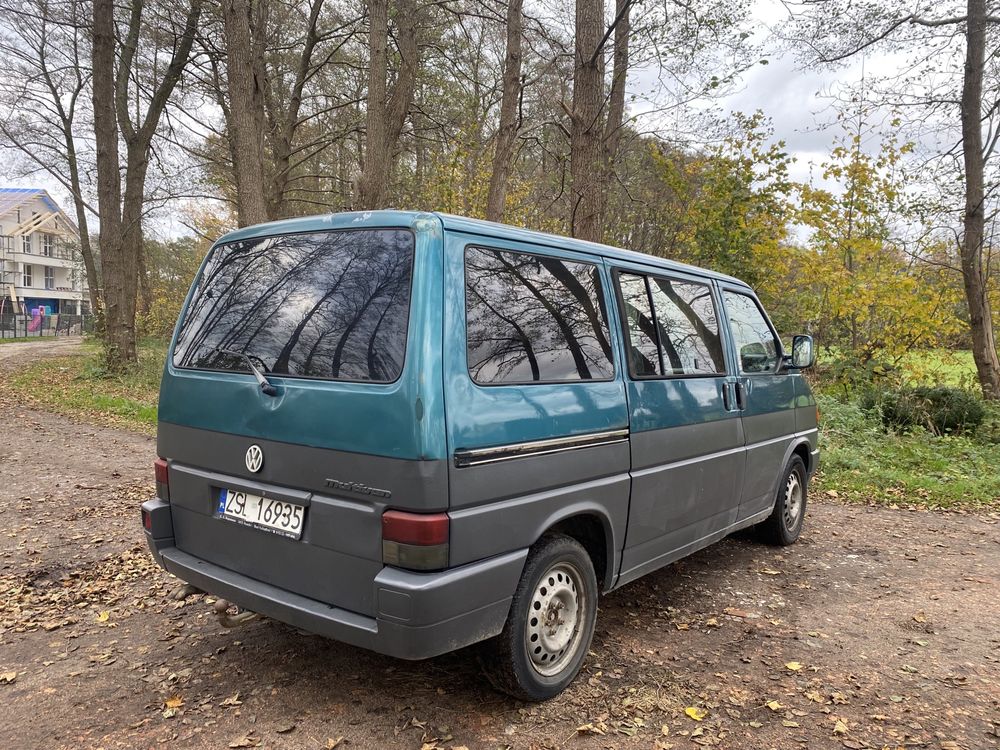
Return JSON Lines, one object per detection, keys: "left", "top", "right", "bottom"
{"left": 535, "top": 505, "right": 618, "bottom": 593}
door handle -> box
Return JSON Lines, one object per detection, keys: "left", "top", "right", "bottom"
{"left": 735, "top": 381, "right": 746, "bottom": 410}
{"left": 723, "top": 382, "right": 733, "bottom": 411}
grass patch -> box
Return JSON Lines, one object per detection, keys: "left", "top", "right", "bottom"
{"left": 815, "top": 393, "right": 1000, "bottom": 510}
{"left": 899, "top": 349, "right": 977, "bottom": 389}
{"left": 5, "top": 338, "right": 165, "bottom": 433}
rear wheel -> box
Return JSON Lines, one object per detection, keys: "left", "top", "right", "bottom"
{"left": 480, "top": 534, "right": 598, "bottom": 701}
{"left": 757, "top": 455, "right": 807, "bottom": 546}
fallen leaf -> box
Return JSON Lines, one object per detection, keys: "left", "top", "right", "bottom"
{"left": 785, "top": 661, "right": 803, "bottom": 671}
{"left": 749, "top": 721, "right": 763, "bottom": 728}
{"left": 276, "top": 724, "right": 295, "bottom": 734}
{"left": 325, "top": 738, "right": 344, "bottom": 749}
{"left": 161, "top": 707, "right": 178, "bottom": 719}
{"left": 760, "top": 568, "right": 781, "bottom": 575}
{"left": 913, "top": 611, "right": 927, "bottom": 623}
{"left": 164, "top": 695, "right": 183, "bottom": 709}
{"left": 96, "top": 610, "right": 110, "bottom": 623}
{"left": 0, "top": 672, "right": 16, "bottom": 684}
{"left": 684, "top": 707, "right": 707, "bottom": 721}
{"left": 833, "top": 720, "right": 848, "bottom": 735}
{"left": 576, "top": 722, "right": 606, "bottom": 735}
{"left": 228, "top": 735, "right": 259, "bottom": 749}
{"left": 782, "top": 720, "right": 800, "bottom": 728}
{"left": 766, "top": 700, "right": 783, "bottom": 711}
{"left": 220, "top": 692, "right": 242, "bottom": 706}
{"left": 661, "top": 724, "right": 670, "bottom": 736}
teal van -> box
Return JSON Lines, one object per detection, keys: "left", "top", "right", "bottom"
{"left": 142, "top": 211, "right": 818, "bottom": 700}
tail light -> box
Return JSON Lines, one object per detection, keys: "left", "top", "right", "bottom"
{"left": 154, "top": 458, "right": 170, "bottom": 501}
{"left": 382, "top": 510, "right": 449, "bottom": 571}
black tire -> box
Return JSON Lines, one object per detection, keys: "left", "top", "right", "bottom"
{"left": 479, "top": 534, "right": 598, "bottom": 701}
{"left": 757, "top": 455, "right": 808, "bottom": 546}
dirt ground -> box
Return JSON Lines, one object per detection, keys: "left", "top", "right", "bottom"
{"left": 1, "top": 341, "right": 998, "bottom": 750}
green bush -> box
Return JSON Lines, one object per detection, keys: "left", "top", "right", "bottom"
{"left": 874, "top": 385, "right": 986, "bottom": 435}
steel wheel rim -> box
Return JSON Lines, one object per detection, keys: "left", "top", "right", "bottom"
{"left": 783, "top": 471, "right": 803, "bottom": 530}
{"left": 525, "top": 562, "right": 586, "bottom": 677}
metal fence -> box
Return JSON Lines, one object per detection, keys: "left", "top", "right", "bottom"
{"left": 0, "top": 314, "right": 94, "bottom": 339}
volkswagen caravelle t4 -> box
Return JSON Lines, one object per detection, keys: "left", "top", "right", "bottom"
{"left": 142, "top": 211, "right": 818, "bottom": 700}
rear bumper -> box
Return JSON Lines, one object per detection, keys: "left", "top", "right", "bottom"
{"left": 141, "top": 498, "right": 526, "bottom": 660}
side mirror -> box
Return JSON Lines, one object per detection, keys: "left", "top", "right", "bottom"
{"left": 790, "top": 335, "right": 815, "bottom": 369}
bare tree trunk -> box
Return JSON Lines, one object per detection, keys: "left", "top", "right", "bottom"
{"left": 221, "top": 0, "right": 270, "bottom": 226}
{"left": 265, "top": 0, "right": 325, "bottom": 218}
{"left": 601, "top": 0, "right": 629, "bottom": 200}
{"left": 357, "top": 0, "right": 389, "bottom": 209}
{"left": 485, "top": 0, "right": 523, "bottom": 223}
{"left": 570, "top": 0, "right": 605, "bottom": 242}
{"left": 93, "top": 0, "right": 203, "bottom": 370}
{"left": 961, "top": 0, "right": 1000, "bottom": 398}
{"left": 91, "top": 0, "right": 131, "bottom": 366}
{"left": 357, "top": 0, "right": 419, "bottom": 210}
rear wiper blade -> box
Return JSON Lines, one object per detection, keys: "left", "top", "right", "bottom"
{"left": 214, "top": 348, "right": 278, "bottom": 396}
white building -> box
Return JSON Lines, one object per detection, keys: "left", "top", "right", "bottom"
{"left": 0, "top": 188, "right": 89, "bottom": 316}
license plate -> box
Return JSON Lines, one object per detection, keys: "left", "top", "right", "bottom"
{"left": 217, "top": 488, "right": 305, "bottom": 539}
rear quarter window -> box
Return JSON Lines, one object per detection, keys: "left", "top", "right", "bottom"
{"left": 172, "top": 229, "right": 414, "bottom": 383}
{"left": 464, "top": 246, "right": 615, "bottom": 384}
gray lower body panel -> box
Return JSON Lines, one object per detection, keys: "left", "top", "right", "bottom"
{"left": 143, "top": 499, "right": 527, "bottom": 660}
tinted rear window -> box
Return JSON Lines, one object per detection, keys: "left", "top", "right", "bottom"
{"left": 172, "top": 229, "right": 414, "bottom": 382}
{"left": 465, "top": 246, "right": 614, "bottom": 383}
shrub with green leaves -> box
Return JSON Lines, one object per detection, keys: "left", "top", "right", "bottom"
{"left": 874, "top": 385, "right": 986, "bottom": 435}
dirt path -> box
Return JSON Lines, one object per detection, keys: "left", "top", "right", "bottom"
{"left": 0, "top": 337, "right": 82, "bottom": 363}
{"left": 1, "top": 344, "right": 998, "bottom": 750}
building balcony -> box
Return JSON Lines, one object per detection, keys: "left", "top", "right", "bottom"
{"left": 1, "top": 248, "right": 80, "bottom": 268}
{"left": 13, "top": 284, "right": 86, "bottom": 301}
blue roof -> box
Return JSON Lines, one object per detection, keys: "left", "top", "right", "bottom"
{"left": 215, "top": 210, "right": 746, "bottom": 286}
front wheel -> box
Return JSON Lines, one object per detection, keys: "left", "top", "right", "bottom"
{"left": 757, "top": 455, "right": 808, "bottom": 546}
{"left": 479, "top": 534, "right": 598, "bottom": 701}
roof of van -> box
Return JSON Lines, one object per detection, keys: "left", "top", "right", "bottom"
{"left": 214, "top": 210, "right": 748, "bottom": 287}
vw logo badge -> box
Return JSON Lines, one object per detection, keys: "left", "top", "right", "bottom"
{"left": 245, "top": 444, "right": 264, "bottom": 473}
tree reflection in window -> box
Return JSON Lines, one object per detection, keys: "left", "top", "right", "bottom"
{"left": 647, "top": 277, "right": 725, "bottom": 375}
{"left": 172, "top": 229, "right": 413, "bottom": 382}
{"left": 465, "top": 247, "right": 614, "bottom": 383}
{"left": 618, "top": 272, "right": 725, "bottom": 377}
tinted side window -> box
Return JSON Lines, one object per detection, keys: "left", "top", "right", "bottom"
{"left": 465, "top": 247, "right": 614, "bottom": 383}
{"left": 617, "top": 272, "right": 725, "bottom": 377}
{"left": 618, "top": 273, "right": 662, "bottom": 376}
{"left": 723, "top": 291, "right": 780, "bottom": 373}
{"left": 647, "top": 277, "right": 726, "bottom": 375}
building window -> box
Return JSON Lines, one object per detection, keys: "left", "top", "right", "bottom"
{"left": 22, "top": 234, "right": 31, "bottom": 253}
{"left": 42, "top": 234, "right": 53, "bottom": 256}
{"left": 44, "top": 266, "right": 54, "bottom": 290}
{"left": 23, "top": 264, "right": 32, "bottom": 287}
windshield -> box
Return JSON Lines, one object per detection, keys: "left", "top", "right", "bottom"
{"left": 172, "top": 228, "right": 414, "bottom": 383}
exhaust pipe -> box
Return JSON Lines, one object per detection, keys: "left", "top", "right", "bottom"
{"left": 213, "top": 598, "right": 258, "bottom": 628}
